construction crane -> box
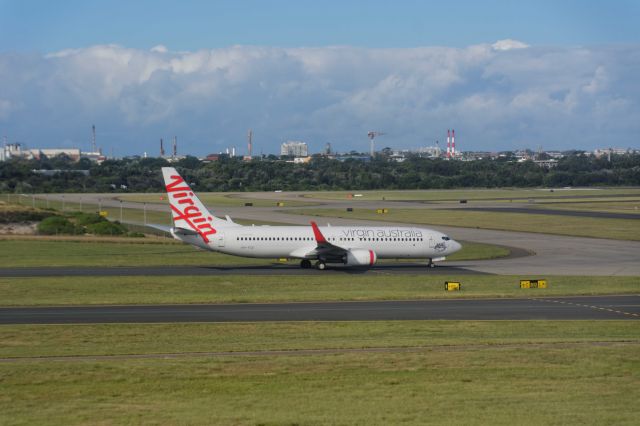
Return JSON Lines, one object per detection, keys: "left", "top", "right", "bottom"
{"left": 367, "top": 131, "right": 385, "bottom": 157}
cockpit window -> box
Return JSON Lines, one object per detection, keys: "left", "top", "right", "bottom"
{"left": 441, "top": 236, "right": 450, "bottom": 241}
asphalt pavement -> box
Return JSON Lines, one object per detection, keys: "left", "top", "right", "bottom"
{"left": 1, "top": 295, "right": 637, "bottom": 324}
{"left": 0, "top": 264, "right": 485, "bottom": 277}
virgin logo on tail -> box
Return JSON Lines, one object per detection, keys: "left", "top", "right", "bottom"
{"left": 166, "top": 174, "right": 217, "bottom": 242}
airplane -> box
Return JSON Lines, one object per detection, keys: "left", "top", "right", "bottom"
{"left": 159, "top": 167, "right": 462, "bottom": 269}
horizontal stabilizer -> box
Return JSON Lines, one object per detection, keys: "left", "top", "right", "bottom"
{"left": 173, "top": 227, "right": 200, "bottom": 236}
{"left": 145, "top": 223, "right": 172, "bottom": 234}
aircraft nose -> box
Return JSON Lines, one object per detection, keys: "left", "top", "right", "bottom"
{"left": 449, "top": 240, "right": 462, "bottom": 253}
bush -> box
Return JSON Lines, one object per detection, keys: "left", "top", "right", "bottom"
{"left": 86, "top": 221, "right": 127, "bottom": 236}
{"left": 73, "top": 212, "right": 107, "bottom": 226}
{"left": 0, "top": 207, "right": 56, "bottom": 223}
{"left": 37, "top": 216, "right": 79, "bottom": 235}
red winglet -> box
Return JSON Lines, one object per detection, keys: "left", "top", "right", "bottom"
{"left": 310, "top": 221, "right": 327, "bottom": 244}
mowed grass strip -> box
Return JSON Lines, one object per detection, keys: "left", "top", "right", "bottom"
{"left": 295, "top": 208, "right": 640, "bottom": 240}
{"left": 534, "top": 199, "right": 640, "bottom": 214}
{"left": 0, "top": 238, "right": 507, "bottom": 267}
{"left": 1, "top": 275, "right": 638, "bottom": 306}
{"left": 301, "top": 187, "right": 640, "bottom": 202}
{"left": 0, "top": 239, "right": 277, "bottom": 267}
{"left": 118, "top": 192, "right": 316, "bottom": 207}
{"left": 0, "top": 340, "right": 637, "bottom": 425}
{"left": 1, "top": 321, "right": 637, "bottom": 359}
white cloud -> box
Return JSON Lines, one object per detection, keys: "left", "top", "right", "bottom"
{"left": 0, "top": 41, "right": 638, "bottom": 153}
{"left": 492, "top": 39, "right": 530, "bottom": 51}
{"left": 150, "top": 45, "right": 168, "bottom": 53}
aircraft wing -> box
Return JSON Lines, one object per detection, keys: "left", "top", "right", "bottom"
{"left": 308, "top": 221, "right": 350, "bottom": 259}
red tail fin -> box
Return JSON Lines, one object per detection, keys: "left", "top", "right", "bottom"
{"left": 310, "top": 221, "right": 327, "bottom": 244}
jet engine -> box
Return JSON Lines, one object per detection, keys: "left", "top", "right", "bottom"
{"left": 345, "top": 249, "right": 377, "bottom": 266}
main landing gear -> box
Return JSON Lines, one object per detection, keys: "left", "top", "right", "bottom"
{"left": 427, "top": 259, "right": 436, "bottom": 268}
{"left": 300, "top": 259, "right": 327, "bottom": 270}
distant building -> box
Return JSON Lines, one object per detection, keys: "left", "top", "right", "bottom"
{"left": 0, "top": 143, "right": 108, "bottom": 163}
{"left": 415, "top": 146, "right": 442, "bottom": 158}
{"left": 1, "top": 143, "right": 26, "bottom": 161}
{"left": 31, "top": 148, "right": 81, "bottom": 161}
{"left": 593, "top": 147, "right": 632, "bottom": 158}
{"left": 533, "top": 159, "right": 559, "bottom": 168}
{"left": 204, "top": 153, "right": 221, "bottom": 162}
{"left": 292, "top": 156, "right": 312, "bottom": 164}
{"left": 80, "top": 151, "right": 107, "bottom": 163}
{"left": 280, "top": 141, "right": 308, "bottom": 157}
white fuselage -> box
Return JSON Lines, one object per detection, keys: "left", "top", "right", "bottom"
{"left": 173, "top": 224, "right": 461, "bottom": 260}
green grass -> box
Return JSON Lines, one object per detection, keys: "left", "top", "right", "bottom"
{"left": 0, "top": 239, "right": 281, "bottom": 267}
{"left": 301, "top": 187, "right": 640, "bottom": 202}
{"left": 8, "top": 197, "right": 287, "bottom": 230}
{"left": 294, "top": 208, "right": 640, "bottom": 240}
{"left": 535, "top": 199, "right": 640, "bottom": 214}
{"left": 446, "top": 241, "right": 510, "bottom": 261}
{"left": 1, "top": 320, "right": 637, "bottom": 359}
{"left": 1, "top": 275, "right": 638, "bottom": 306}
{"left": 0, "top": 322, "right": 638, "bottom": 425}
{"left": 119, "top": 192, "right": 316, "bottom": 207}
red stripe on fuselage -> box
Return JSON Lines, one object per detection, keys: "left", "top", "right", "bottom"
{"left": 369, "top": 250, "right": 374, "bottom": 265}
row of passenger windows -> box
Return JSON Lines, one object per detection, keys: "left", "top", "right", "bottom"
{"left": 236, "top": 236, "right": 424, "bottom": 242}
{"left": 237, "top": 236, "right": 313, "bottom": 241}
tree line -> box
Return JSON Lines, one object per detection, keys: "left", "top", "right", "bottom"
{"left": 1, "top": 152, "right": 639, "bottom": 193}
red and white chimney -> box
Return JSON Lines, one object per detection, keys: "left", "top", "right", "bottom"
{"left": 452, "top": 129, "right": 456, "bottom": 157}
{"left": 447, "top": 129, "right": 451, "bottom": 158}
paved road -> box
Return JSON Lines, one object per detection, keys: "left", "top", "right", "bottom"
{"left": 1, "top": 296, "right": 637, "bottom": 324}
{"left": 35, "top": 193, "right": 640, "bottom": 276}
{"left": 0, "top": 264, "right": 486, "bottom": 277}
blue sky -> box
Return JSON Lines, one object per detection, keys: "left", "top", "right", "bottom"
{"left": 1, "top": 0, "right": 639, "bottom": 155}
{"left": 2, "top": 0, "right": 639, "bottom": 51}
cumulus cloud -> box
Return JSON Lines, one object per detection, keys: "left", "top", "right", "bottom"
{"left": 0, "top": 40, "right": 638, "bottom": 154}
{"left": 150, "top": 45, "right": 168, "bottom": 54}
{"left": 492, "top": 39, "right": 530, "bottom": 51}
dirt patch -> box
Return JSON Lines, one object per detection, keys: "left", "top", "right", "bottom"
{"left": 0, "top": 222, "right": 38, "bottom": 235}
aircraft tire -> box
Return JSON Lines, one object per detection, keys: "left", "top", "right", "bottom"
{"left": 300, "top": 259, "right": 312, "bottom": 269}
{"left": 316, "top": 261, "right": 326, "bottom": 270}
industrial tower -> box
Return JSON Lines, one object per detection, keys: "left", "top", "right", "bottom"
{"left": 367, "top": 131, "right": 385, "bottom": 157}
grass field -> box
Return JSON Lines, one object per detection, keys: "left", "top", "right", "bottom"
{"left": 1, "top": 320, "right": 637, "bottom": 359}
{"left": 534, "top": 199, "right": 640, "bottom": 214}
{"left": 293, "top": 207, "right": 640, "bottom": 240}
{"left": 301, "top": 187, "right": 640, "bottom": 202}
{"left": 3, "top": 198, "right": 288, "bottom": 231}
{"left": 1, "top": 275, "right": 638, "bottom": 306}
{"left": 1, "top": 321, "right": 638, "bottom": 425}
{"left": 119, "top": 192, "right": 316, "bottom": 207}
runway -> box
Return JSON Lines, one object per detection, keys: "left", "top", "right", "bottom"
{"left": 32, "top": 193, "right": 640, "bottom": 276}
{"left": 1, "top": 295, "right": 638, "bottom": 324}
{"left": 0, "top": 264, "right": 486, "bottom": 277}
